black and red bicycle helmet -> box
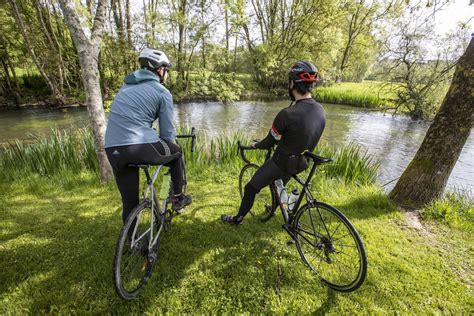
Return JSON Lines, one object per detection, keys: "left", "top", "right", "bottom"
{"left": 288, "top": 61, "right": 318, "bottom": 83}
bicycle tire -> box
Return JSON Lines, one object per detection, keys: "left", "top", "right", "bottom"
{"left": 238, "top": 163, "right": 276, "bottom": 222}
{"left": 293, "top": 202, "right": 367, "bottom": 292}
{"left": 113, "top": 198, "right": 163, "bottom": 300}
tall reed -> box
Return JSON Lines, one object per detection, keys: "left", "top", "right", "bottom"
{"left": 1, "top": 127, "right": 379, "bottom": 185}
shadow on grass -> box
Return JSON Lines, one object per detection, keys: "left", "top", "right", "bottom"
{"left": 330, "top": 191, "right": 396, "bottom": 220}
{"left": 1, "top": 178, "right": 350, "bottom": 313}
{"left": 313, "top": 288, "right": 338, "bottom": 315}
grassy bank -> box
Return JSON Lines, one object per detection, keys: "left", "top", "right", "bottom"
{"left": 1, "top": 167, "right": 472, "bottom": 313}
{"left": 1, "top": 130, "right": 473, "bottom": 313}
{"left": 238, "top": 78, "right": 391, "bottom": 109}
{"left": 3, "top": 69, "right": 391, "bottom": 111}
{"left": 314, "top": 81, "right": 391, "bottom": 109}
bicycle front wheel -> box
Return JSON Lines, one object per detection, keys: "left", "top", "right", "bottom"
{"left": 113, "top": 199, "right": 162, "bottom": 300}
{"left": 293, "top": 202, "right": 367, "bottom": 292}
{"left": 239, "top": 163, "right": 275, "bottom": 222}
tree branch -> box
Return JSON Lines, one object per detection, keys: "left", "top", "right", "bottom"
{"left": 91, "top": 0, "right": 109, "bottom": 48}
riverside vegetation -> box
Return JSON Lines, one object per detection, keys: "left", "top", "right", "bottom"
{"left": 0, "top": 128, "right": 472, "bottom": 313}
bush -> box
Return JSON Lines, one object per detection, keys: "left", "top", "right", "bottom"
{"left": 21, "top": 74, "right": 49, "bottom": 95}
{"left": 422, "top": 192, "right": 474, "bottom": 230}
{"left": 189, "top": 72, "right": 244, "bottom": 103}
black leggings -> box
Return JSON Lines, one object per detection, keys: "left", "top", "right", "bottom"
{"left": 236, "top": 157, "right": 291, "bottom": 219}
{"left": 106, "top": 140, "right": 183, "bottom": 223}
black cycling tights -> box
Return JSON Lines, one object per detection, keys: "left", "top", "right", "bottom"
{"left": 106, "top": 141, "right": 183, "bottom": 223}
{"left": 237, "top": 157, "right": 291, "bottom": 220}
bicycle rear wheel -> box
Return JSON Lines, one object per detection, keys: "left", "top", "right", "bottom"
{"left": 293, "top": 202, "right": 367, "bottom": 292}
{"left": 239, "top": 163, "right": 275, "bottom": 222}
{"left": 113, "top": 199, "right": 162, "bottom": 300}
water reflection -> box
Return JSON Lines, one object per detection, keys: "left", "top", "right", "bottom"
{"left": 1, "top": 101, "right": 472, "bottom": 195}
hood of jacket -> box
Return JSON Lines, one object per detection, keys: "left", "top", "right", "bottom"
{"left": 124, "top": 69, "right": 160, "bottom": 85}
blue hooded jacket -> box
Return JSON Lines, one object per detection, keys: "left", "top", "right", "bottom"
{"left": 105, "top": 69, "right": 175, "bottom": 148}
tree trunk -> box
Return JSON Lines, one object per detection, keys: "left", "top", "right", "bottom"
{"left": 34, "top": 0, "right": 65, "bottom": 94}
{"left": 224, "top": 0, "right": 229, "bottom": 68}
{"left": 233, "top": 33, "right": 238, "bottom": 73}
{"left": 0, "top": 33, "right": 21, "bottom": 105}
{"left": 201, "top": 37, "right": 206, "bottom": 69}
{"left": 177, "top": 0, "right": 187, "bottom": 83}
{"left": 125, "top": 0, "right": 132, "bottom": 46}
{"left": 8, "top": 0, "right": 62, "bottom": 103}
{"left": 389, "top": 36, "right": 474, "bottom": 208}
{"left": 59, "top": 0, "right": 113, "bottom": 182}
{"left": 143, "top": 0, "right": 148, "bottom": 44}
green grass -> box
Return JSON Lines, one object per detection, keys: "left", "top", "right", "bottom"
{"left": 314, "top": 81, "right": 393, "bottom": 109}
{"left": 422, "top": 192, "right": 474, "bottom": 231}
{"left": 0, "top": 168, "right": 472, "bottom": 313}
{"left": 1, "top": 127, "right": 471, "bottom": 312}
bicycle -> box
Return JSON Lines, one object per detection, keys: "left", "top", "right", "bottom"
{"left": 237, "top": 141, "right": 368, "bottom": 292}
{"left": 113, "top": 128, "right": 196, "bottom": 300}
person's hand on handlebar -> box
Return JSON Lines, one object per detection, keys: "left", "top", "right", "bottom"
{"left": 251, "top": 139, "right": 260, "bottom": 149}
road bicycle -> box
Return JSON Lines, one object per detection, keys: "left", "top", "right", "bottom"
{"left": 238, "top": 142, "right": 367, "bottom": 292}
{"left": 113, "top": 128, "right": 196, "bottom": 300}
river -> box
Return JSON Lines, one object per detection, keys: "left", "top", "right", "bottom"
{"left": 1, "top": 101, "right": 472, "bottom": 195}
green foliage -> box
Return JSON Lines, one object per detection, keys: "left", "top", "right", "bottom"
{"left": 209, "top": 73, "right": 244, "bottom": 103}
{"left": 422, "top": 192, "right": 474, "bottom": 231}
{"left": 21, "top": 74, "right": 48, "bottom": 91}
{"left": 186, "top": 72, "right": 244, "bottom": 103}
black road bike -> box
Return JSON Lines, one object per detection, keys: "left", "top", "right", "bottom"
{"left": 113, "top": 128, "right": 196, "bottom": 300}
{"left": 238, "top": 142, "right": 367, "bottom": 292}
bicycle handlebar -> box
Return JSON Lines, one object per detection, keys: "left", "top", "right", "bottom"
{"left": 237, "top": 141, "right": 254, "bottom": 164}
{"left": 176, "top": 127, "right": 197, "bottom": 152}
{"left": 238, "top": 140, "right": 333, "bottom": 166}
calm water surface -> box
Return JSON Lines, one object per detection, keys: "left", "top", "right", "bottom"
{"left": 1, "top": 101, "right": 472, "bottom": 194}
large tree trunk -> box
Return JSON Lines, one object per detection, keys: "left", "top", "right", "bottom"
{"left": 0, "top": 34, "right": 21, "bottom": 105}
{"left": 59, "top": 0, "right": 113, "bottom": 182}
{"left": 389, "top": 36, "right": 474, "bottom": 208}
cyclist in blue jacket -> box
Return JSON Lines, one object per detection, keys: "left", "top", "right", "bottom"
{"left": 105, "top": 48, "right": 192, "bottom": 224}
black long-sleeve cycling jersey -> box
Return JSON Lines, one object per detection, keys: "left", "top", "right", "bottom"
{"left": 255, "top": 98, "right": 326, "bottom": 172}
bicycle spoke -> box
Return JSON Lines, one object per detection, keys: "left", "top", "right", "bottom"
{"left": 296, "top": 230, "right": 319, "bottom": 248}
{"left": 307, "top": 207, "right": 319, "bottom": 237}
{"left": 331, "top": 232, "right": 351, "bottom": 243}
{"left": 330, "top": 222, "right": 342, "bottom": 239}
{"left": 336, "top": 243, "right": 357, "bottom": 249}
{"left": 295, "top": 203, "right": 367, "bottom": 291}
{"left": 297, "top": 227, "right": 322, "bottom": 239}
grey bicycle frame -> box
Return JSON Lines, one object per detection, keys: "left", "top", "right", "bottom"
{"left": 130, "top": 165, "right": 167, "bottom": 252}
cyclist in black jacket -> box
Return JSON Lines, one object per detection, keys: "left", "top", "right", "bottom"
{"left": 221, "top": 61, "right": 326, "bottom": 225}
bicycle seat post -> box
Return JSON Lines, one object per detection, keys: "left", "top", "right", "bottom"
{"left": 142, "top": 166, "right": 152, "bottom": 185}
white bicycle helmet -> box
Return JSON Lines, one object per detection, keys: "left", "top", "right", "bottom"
{"left": 138, "top": 48, "right": 172, "bottom": 70}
